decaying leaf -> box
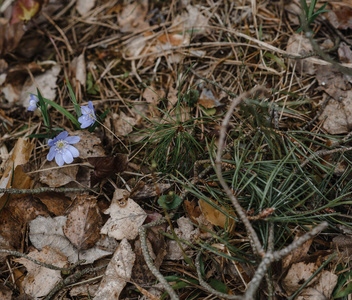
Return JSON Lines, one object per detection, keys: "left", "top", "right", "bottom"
{"left": 281, "top": 262, "right": 318, "bottom": 296}
{"left": 199, "top": 199, "right": 236, "bottom": 231}
{"left": 165, "top": 216, "right": 199, "bottom": 260}
{"left": 68, "top": 129, "right": 105, "bottom": 158}
{"left": 34, "top": 192, "right": 72, "bottom": 216}
{"left": 76, "top": 0, "right": 96, "bottom": 16}
{"left": 0, "top": 285, "right": 12, "bottom": 299}
{"left": 39, "top": 160, "right": 79, "bottom": 187}
{"left": 327, "top": 6, "right": 352, "bottom": 30}
{"left": 94, "top": 238, "right": 135, "bottom": 299}
{"left": 100, "top": 188, "right": 147, "bottom": 240}
{"left": 105, "top": 111, "right": 138, "bottom": 137}
{"left": 131, "top": 183, "right": 171, "bottom": 200}
{"left": 286, "top": 34, "right": 316, "bottom": 75}
{"left": 198, "top": 87, "right": 222, "bottom": 109}
{"left": 63, "top": 195, "right": 102, "bottom": 250}
{"left": 88, "top": 154, "right": 128, "bottom": 187}
{"left": 14, "top": 246, "right": 68, "bottom": 299}
{"left": 282, "top": 232, "right": 313, "bottom": 270}
{"left": 118, "top": 0, "right": 149, "bottom": 33}
{"left": 29, "top": 215, "right": 113, "bottom": 264}
{"left": 19, "top": 63, "right": 61, "bottom": 110}
{"left": 70, "top": 53, "right": 86, "bottom": 86}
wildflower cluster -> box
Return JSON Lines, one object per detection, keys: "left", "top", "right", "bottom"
{"left": 28, "top": 89, "right": 97, "bottom": 166}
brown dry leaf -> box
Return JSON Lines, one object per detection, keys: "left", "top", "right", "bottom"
{"left": 132, "top": 240, "right": 157, "bottom": 284}
{"left": 29, "top": 215, "right": 113, "bottom": 264}
{"left": 94, "top": 238, "right": 135, "bottom": 299}
{"left": 286, "top": 34, "right": 316, "bottom": 75}
{"left": 282, "top": 232, "right": 313, "bottom": 270}
{"left": 14, "top": 246, "right": 68, "bottom": 299}
{"left": 0, "top": 138, "right": 33, "bottom": 207}
{"left": 70, "top": 284, "right": 99, "bottom": 298}
{"left": 63, "top": 195, "right": 102, "bottom": 250}
{"left": 39, "top": 160, "right": 79, "bottom": 187}
{"left": 88, "top": 154, "right": 128, "bottom": 187}
{"left": 34, "top": 192, "right": 72, "bottom": 216}
{"left": 118, "top": 0, "right": 149, "bottom": 33}
{"left": 0, "top": 195, "right": 49, "bottom": 253}
{"left": 0, "top": 285, "right": 12, "bottom": 299}
{"left": 327, "top": 6, "right": 352, "bottom": 30}
{"left": 0, "top": 18, "right": 25, "bottom": 56}
{"left": 281, "top": 262, "right": 318, "bottom": 296}
{"left": 100, "top": 188, "right": 147, "bottom": 240}
{"left": 199, "top": 199, "right": 236, "bottom": 231}
{"left": 198, "top": 87, "right": 222, "bottom": 109}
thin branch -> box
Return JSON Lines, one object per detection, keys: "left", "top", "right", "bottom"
{"left": 215, "top": 86, "right": 268, "bottom": 256}
{"left": 0, "top": 187, "right": 95, "bottom": 194}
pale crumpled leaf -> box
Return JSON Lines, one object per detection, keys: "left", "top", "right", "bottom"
{"left": 165, "top": 216, "right": 199, "bottom": 260}
{"left": 39, "top": 160, "right": 79, "bottom": 187}
{"left": 29, "top": 216, "right": 113, "bottom": 264}
{"left": 281, "top": 262, "right": 318, "bottom": 296}
{"left": 118, "top": 0, "right": 149, "bottom": 33}
{"left": 76, "top": 0, "right": 95, "bottom": 15}
{"left": 14, "top": 246, "right": 67, "bottom": 298}
{"left": 20, "top": 62, "right": 61, "bottom": 110}
{"left": 94, "top": 238, "right": 135, "bottom": 299}
{"left": 101, "top": 188, "right": 147, "bottom": 240}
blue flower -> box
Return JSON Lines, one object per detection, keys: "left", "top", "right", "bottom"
{"left": 47, "top": 131, "right": 80, "bottom": 166}
{"left": 28, "top": 95, "right": 39, "bottom": 111}
{"left": 78, "top": 101, "right": 96, "bottom": 128}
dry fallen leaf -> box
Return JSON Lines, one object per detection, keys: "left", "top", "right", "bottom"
{"left": 286, "top": 34, "right": 316, "bottom": 75}
{"left": 19, "top": 63, "right": 61, "bottom": 110}
{"left": 281, "top": 262, "right": 318, "bottom": 296}
{"left": 63, "top": 195, "right": 102, "bottom": 250}
{"left": 39, "top": 160, "right": 79, "bottom": 187}
{"left": 34, "top": 192, "right": 72, "bottom": 216}
{"left": 88, "top": 154, "right": 128, "bottom": 187}
{"left": 282, "top": 232, "right": 313, "bottom": 270}
{"left": 199, "top": 199, "right": 236, "bottom": 231}
{"left": 67, "top": 129, "right": 105, "bottom": 159}
{"left": 165, "top": 216, "right": 199, "bottom": 260}
{"left": 29, "top": 215, "right": 113, "bottom": 264}
{"left": 118, "top": 0, "right": 149, "bottom": 33}
{"left": 76, "top": 0, "right": 96, "bottom": 15}
{"left": 198, "top": 87, "right": 222, "bottom": 109}
{"left": 70, "top": 53, "right": 86, "bottom": 86}
{"left": 94, "top": 238, "right": 135, "bottom": 299}
{"left": 14, "top": 246, "right": 68, "bottom": 299}
{"left": 100, "top": 188, "right": 147, "bottom": 240}
{"left": 327, "top": 6, "right": 352, "bottom": 30}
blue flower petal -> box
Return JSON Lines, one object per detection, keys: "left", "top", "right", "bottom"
{"left": 55, "top": 153, "right": 64, "bottom": 166}
{"left": 62, "top": 150, "right": 73, "bottom": 164}
{"left": 80, "top": 120, "right": 92, "bottom": 128}
{"left": 67, "top": 145, "right": 79, "bottom": 157}
{"left": 81, "top": 106, "right": 91, "bottom": 114}
{"left": 88, "top": 101, "right": 94, "bottom": 110}
{"left": 56, "top": 131, "right": 69, "bottom": 140}
{"left": 65, "top": 136, "right": 80, "bottom": 144}
{"left": 47, "top": 146, "right": 56, "bottom": 161}
{"left": 48, "top": 139, "right": 54, "bottom": 147}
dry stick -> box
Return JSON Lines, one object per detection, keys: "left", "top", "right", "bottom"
{"left": 0, "top": 249, "right": 85, "bottom": 272}
{"left": 195, "top": 222, "right": 328, "bottom": 300}
{"left": 215, "top": 86, "right": 268, "bottom": 257}
{"left": 299, "top": 146, "right": 352, "bottom": 169}
{"left": 139, "top": 214, "right": 178, "bottom": 300}
{"left": 0, "top": 187, "right": 94, "bottom": 194}
{"left": 44, "top": 264, "right": 107, "bottom": 300}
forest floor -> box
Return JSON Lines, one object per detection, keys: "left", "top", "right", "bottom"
{"left": 1, "top": 0, "right": 352, "bottom": 299}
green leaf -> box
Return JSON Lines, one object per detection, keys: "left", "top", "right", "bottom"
{"left": 36, "top": 89, "right": 50, "bottom": 129}
{"left": 42, "top": 97, "right": 81, "bottom": 128}
{"left": 158, "top": 193, "right": 182, "bottom": 210}
{"left": 209, "top": 278, "right": 230, "bottom": 294}
{"left": 65, "top": 77, "right": 81, "bottom": 117}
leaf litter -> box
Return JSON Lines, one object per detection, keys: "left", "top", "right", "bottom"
{"left": 2, "top": 0, "right": 352, "bottom": 298}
